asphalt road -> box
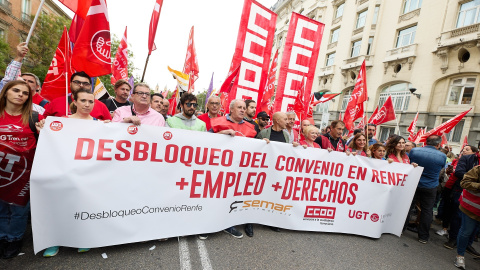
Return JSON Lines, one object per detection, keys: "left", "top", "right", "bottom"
{"left": 1, "top": 222, "right": 479, "bottom": 270}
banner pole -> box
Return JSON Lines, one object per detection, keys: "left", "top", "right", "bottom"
{"left": 25, "top": 0, "right": 46, "bottom": 45}
{"left": 141, "top": 54, "right": 151, "bottom": 82}
{"left": 65, "top": 71, "right": 68, "bottom": 115}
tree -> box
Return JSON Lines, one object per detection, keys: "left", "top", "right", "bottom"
{"left": 98, "top": 35, "right": 139, "bottom": 97}
{"left": 195, "top": 90, "right": 207, "bottom": 112}
{"left": 0, "top": 39, "right": 10, "bottom": 72}
{"left": 23, "top": 14, "right": 71, "bottom": 82}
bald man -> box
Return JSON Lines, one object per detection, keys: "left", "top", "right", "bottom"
{"left": 249, "top": 112, "right": 299, "bottom": 237}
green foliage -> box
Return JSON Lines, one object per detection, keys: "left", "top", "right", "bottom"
{"left": 98, "top": 34, "right": 139, "bottom": 96}
{"left": 0, "top": 39, "right": 10, "bottom": 72}
{"left": 24, "top": 14, "right": 70, "bottom": 82}
{"left": 195, "top": 90, "right": 207, "bottom": 112}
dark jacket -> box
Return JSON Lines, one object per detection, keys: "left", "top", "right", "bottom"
{"left": 409, "top": 146, "right": 447, "bottom": 189}
{"left": 454, "top": 153, "right": 479, "bottom": 192}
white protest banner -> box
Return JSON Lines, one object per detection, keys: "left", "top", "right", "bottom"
{"left": 30, "top": 117, "right": 423, "bottom": 253}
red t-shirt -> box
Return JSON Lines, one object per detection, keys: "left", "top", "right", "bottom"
{"left": 43, "top": 96, "right": 112, "bottom": 120}
{"left": 388, "top": 153, "right": 410, "bottom": 164}
{"left": 197, "top": 113, "right": 220, "bottom": 131}
{"left": 0, "top": 111, "right": 44, "bottom": 205}
{"left": 299, "top": 139, "right": 320, "bottom": 148}
{"left": 32, "top": 93, "right": 48, "bottom": 107}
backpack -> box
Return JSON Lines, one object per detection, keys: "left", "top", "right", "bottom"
{"left": 28, "top": 111, "right": 40, "bottom": 142}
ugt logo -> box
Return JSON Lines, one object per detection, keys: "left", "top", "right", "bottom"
{"left": 0, "top": 143, "right": 26, "bottom": 188}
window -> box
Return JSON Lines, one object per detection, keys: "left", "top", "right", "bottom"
{"left": 396, "top": 25, "right": 416, "bottom": 48}
{"left": 379, "top": 82, "right": 412, "bottom": 111}
{"left": 335, "top": 3, "right": 345, "bottom": 19}
{"left": 341, "top": 89, "right": 353, "bottom": 111}
{"left": 447, "top": 77, "right": 476, "bottom": 105}
{"left": 356, "top": 10, "right": 367, "bottom": 29}
{"left": 403, "top": 0, "right": 423, "bottom": 14}
{"left": 22, "top": 0, "right": 31, "bottom": 13}
{"left": 456, "top": 0, "right": 480, "bottom": 28}
{"left": 367, "top": 37, "right": 373, "bottom": 55}
{"left": 442, "top": 119, "right": 465, "bottom": 143}
{"left": 0, "top": 29, "right": 4, "bottom": 40}
{"left": 351, "top": 40, "right": 361, "bottom": 57}
{"left": 326, "top": 52, "right": 335, "bottom": 66}
{"left": 379, "top": 127, "right": 396, "bottom": 143}
{"left": 330, "top": 28, "right": 340, "bottom": 43}
{"left": 372, "top": 6, "right": 380, "bottom": 25}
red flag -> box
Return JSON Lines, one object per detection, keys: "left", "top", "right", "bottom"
{"left": 348, "top": 118, "right": 365, "bottom": 136}
{"left": 419, "top": 109, "right": 471, "bottom": 142}
{"left": 42, "top": 27, "right": 74, "bottom": 101}
{"left": 259, "top": 50, "right": 278, "bottom": 118}
{"left": 68, "top": 14, "right": 84, "bottom": 44}
{"left": 414, "top": 128, "right": 425, "bottom": 144}
{"left": 407, "top": 111, "right": 419, "bottom": 134}
{"left": 111, "top": 26, "right": 128, "bottom": 84}
{"left": 441, "top": 134, "right": 448, "bottom": 146}
{"left": 461, "top": 135, "right": 468, "bottom": 151}
{"left": 218, "top": 64, "right": 241, "bottom": 114}
{"left": 293, "top": 78, "right": 305, "bottom": 120}
{"left": 368, "top": 106, "right": 378, "bottom": 123}
{"left": 183, "top": 26, "right": 199, "bottom": 93}
{"left": 58, "top": 0, "right": 93, "bottom": 19}
{"left": 343, "top": 60, "right": 368, "bottom": 130}
{"left": 338, "top": 111, "right": 342, "bottom": 120}
{"left": 148, "top": 0, "right": 164, "bottom": 55}
{"left": 306, "top": 94, "right": 315, "bottom": 119}
{"left": 167, "top": 87, "right": 178, "bottom": 116}
{"left": 72, "top": 0, "right": 111, "bottom": 77}
{"left": 369, "top": 96, "right": 396, "bottom": 125}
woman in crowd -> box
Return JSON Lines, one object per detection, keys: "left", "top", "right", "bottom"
{"left": 43, "top": 89, "right": 100, "bottom": 257}
{"left": 370, "top": 143, "right": 387, "bottom": 160}
{"left": 0, "top": 80, "right": 44, "bottom": 259}
{"left": 299, "top": 125, "right": 320, "bottom": 148}
{"left": 386, "top": 135, "right": 412, "bottom": 164}
{"left": 347, "top": 133, "right": 371, "bottom": 157}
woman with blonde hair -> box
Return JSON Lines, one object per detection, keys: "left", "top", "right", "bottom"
{"left": 299, "top": 125, "right": 320, "bottom": 148}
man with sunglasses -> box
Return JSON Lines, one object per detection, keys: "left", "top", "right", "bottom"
{"left": 255, "top": 111, "right": 270, "bottom": 132}
{"left": 112, "top": 83, "right": 164, "bottom": 126}
{"left": 43, "top": 71, "right": 111, "bottom": 120}
{"left": 166, "top": 93, "right": 206, "bottom": 131}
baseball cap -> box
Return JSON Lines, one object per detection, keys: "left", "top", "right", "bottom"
{"left": 257, "top": 111, "right": 270, "bottom": 119}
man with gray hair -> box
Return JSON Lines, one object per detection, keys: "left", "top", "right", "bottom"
{"left": 284, "top": 111, "right": 299, "bottom": 143}
{"left": 406, "top": 135, "right": 447, "bottom": 244}
{"left": 112, "top": 83, "right": 165, "bottom": 126}
{"left": 198, "top": 95, "right": 221, "bottom": 131}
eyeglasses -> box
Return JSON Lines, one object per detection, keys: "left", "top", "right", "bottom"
{"left": 209, "top": 102, "right": 220, "bottom": 106}
{"left": 72, "top": 80, "right": 91, "bottom": 87}
{"left": 134, "top": 92, "right": 150, "bottom": 97}
{"left": 185, "top": 102, "right": 198, "bottom": 108}
{"left": 259, "top": 118, "right": 269, "bottom": 121}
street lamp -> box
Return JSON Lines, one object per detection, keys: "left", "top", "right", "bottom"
{"left": 409, "top": 88, "right": 421, "bottom": 99}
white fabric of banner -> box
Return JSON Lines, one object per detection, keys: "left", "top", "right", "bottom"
{"left": 30, "top": 117, "right": 423, "bottom": 253}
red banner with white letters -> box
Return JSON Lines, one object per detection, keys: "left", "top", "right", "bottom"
{"left": 111, "top": 26, "right": 129, "bottom": 84}
{"left": 273, "top": 13, "right": 325, "bottom": 115}
{"left": 227, "top": 0, "right": 277, "bottom": 113}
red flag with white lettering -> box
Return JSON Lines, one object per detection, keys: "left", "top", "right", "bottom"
{"left": 348, "top": 118, "right": 365, "bottom": 136}
{"left": 461, "top": 135, "right": 468, "bottom": 151}
{"left": 368, "top": 106, "right": 378, "bottom": 123}
{"left": 42, "top": 27, "right": 74, "bottom": 102}
{"left": 407, "top": 111, "right": 419, "bottom": 134}
{"left": 418, "top": 109, "right": 471, "bottom": 142}
{"left": 414, "top": 128, "right": 424, "bottom": 144}
{"left": 259, "top": 50, "right": 278, "bottom": 118}
{"left": 293, "top": 77, "right": 305, "bottom": 120}
{"left": 58, "top": 0, "right": 93, "bottom": 19}
{"left": 441, "top": 134, "right": 448, "bottom": 146}
{"left": 274, "top": 12, "right": 325, "bottom": 116}
{"left": 369, "top": 96, "right": 396, "bottom": 125}
{"left": 227, "top": 0, "right": 277, "bottom": 114}
{"left": 111, "top": 26, "right": 128, "bottom": 84}
{"left": 71, "top": 0, "right": 111, "bottom": 77}
{"left": 183, "top": 26, "right": 199, "bottom": 93}
{"left": 343, "top": 60, "right": 367, "bottom": 130}
{"left": 148, "top": 0, "right": 164, "bottom": 55}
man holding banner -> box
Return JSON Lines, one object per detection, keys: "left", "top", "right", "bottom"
{"left": 100, "top": 79, "right": 132, "bottom": 116}
{"left": 315, "top": 120, "right": 348, "bottom": 153}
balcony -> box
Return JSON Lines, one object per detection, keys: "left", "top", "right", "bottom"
{"left": 319, "top": 65, "right": 336, "bottom": 76}
{"left": 384, "top": 43, "right": 417, "bottom": 63}
{"left": 0, "top": 0, "right": 11, "bottom": 14}
{"left": 437, "top": 23, "right": 480, "bottom": 49}
{"left": 342, "top": 55, "right": 373, "bottom": 68}
{"left": 21, "top": 12, "right": 32, "bottom": 25}
{"left": 352, "top": 27, "right": 364, "bottom": 36}
{"left": 327, "top": 41, "right": 337, "bottom": 50}
{"left": 357, "top": 0, "right": 369, "bottom": 5}
{"left": 398, "top": 8, "right": 420, "bottom": 23}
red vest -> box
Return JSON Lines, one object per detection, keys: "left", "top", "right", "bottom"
{"left": 461, "top": 189, "right": 480, "bottom": 217}
{"left": 299, "top": 140, "right": 320, "bottom": 148}
{"left": 320, "top": 135, "right": 345, "bottom": 152}
{"left": 388, "top": 153, "right": 410, "bottom": 164}
{"left": 197, "top": 113, "right": 220, "bottom": 131}
{"left": 210, "top": 116, "right": 257, "bottom": 138}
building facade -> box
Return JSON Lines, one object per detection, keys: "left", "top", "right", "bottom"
{"left": 272, "top": 0, "right": 480, "bottom": 152}
{"left": 0, "top": 0, "right": 69, "bottom": 62}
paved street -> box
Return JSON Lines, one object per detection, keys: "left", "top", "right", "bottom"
{"left": 1, "top": 221, "right": 479, "bottom": 270}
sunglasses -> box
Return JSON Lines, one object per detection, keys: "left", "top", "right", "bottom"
{"left": 185, "top": 102, "right": 198, "bottom": 108}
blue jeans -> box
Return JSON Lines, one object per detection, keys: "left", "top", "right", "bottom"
{"left": 457, "top": 211, "right": 480, "bottom": 256}
{"left": 0, "top": 200, "right": 30, "bottom": 242}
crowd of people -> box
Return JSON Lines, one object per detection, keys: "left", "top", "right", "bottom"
{"left": 0, "top": 43, "right": 479, "bottom": 270}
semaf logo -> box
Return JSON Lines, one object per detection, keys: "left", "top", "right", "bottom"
{"left": 304, "top": 206, "right": 336, "bottom": 219}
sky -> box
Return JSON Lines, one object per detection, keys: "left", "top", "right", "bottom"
{"left": 52, "top": 0, "right": 278, "bottom": 94}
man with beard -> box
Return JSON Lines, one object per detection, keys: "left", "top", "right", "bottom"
{"left": 43, "top": 71, "right": 111, "bottom": 120}
{"left": 244, "top": 99, "right": 260, "bottom": 134}
{"left": 367, "top": 123, "right": 378, "bottom": 146}
{"left": 315, "top": 120, "right": 347, "bottom": 152}
{"left": 101, "top": 79, "right": 132, "bottom": 116}
{"left": 166, "top": 93, "right": 206, "bottom": 131}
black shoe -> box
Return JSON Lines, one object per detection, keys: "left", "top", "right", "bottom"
{"left": 444, "top": 239, "right": 457, "bottom": 250}
{"left": 406, "top": 225, "right": 418, "bottom": 233}
{"left": 223, "top": 227, "right": 243, "bottom": 239}
{"left": 2, "top": 240, "right": 23, "bottom": 259}
{"left": 244, "top": 224, "right": 253, "bottom": 237}
{"left": 0, "top": 240, "right": 7, "bottom": 256}
{"left": 269, "top": 226, "right": 280, "bottom": 232}
{"left": 466, "top": 245, "right": 480, "bottom": 258}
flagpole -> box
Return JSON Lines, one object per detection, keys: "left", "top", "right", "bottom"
{"left": 25, "top": 0, "right": 45, "bottom": 45}
{"left": 65, "top": 71, "right": 68, "bottom": 116}
{"left": 141, "top": 54, "right": 151, "bottom": 82}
